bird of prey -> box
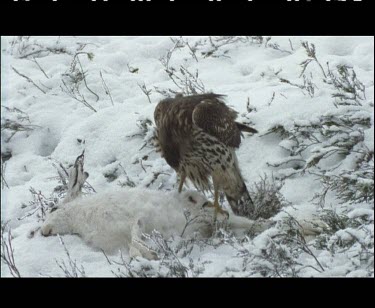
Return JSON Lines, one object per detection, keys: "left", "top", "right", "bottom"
{"left": 153, "top": 93, "right": 257, "bottom": 218}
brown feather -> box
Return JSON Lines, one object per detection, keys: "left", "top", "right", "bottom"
{"left": 192, "top": 99, "right": 242, "bottom": 148}
{"left": 236, "top": 122, "right": 258, "bottom": 134}
{"left": 153, "top": 93, "right": 256, "bottom": 218}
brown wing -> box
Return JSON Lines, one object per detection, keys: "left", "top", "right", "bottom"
{"left": 192, "top": 98, "right": 242, "bottom": 148}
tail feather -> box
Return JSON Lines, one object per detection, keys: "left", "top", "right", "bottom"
{"left": 222, "top": 152, "right": 255, "bottom": 219}
{"left": 236, "top": 122, "right": 258, "bottom": 134}
{"left": 225, "top": 184, "right": 255, "bottom": 219}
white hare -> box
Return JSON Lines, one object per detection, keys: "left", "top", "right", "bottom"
{"left": 41, "top": 153, "right": 273, "bottom": 259}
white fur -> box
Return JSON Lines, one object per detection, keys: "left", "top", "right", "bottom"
{"left": 41, "top": 188, "right": 272, "bottom": 259}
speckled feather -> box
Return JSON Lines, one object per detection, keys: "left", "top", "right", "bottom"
{"left": 154, "top": 93, "right": 256, "bottom": 218}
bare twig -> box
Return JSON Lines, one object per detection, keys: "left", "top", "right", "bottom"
{"left": 18, "top": 45, "right": 71, "bottom": 59}
{"left": 1, "top": 158, "right": 9, "bottom": 189}
{"left": 1, "top": 106, "right": 41, "bottom": 142}
{"left": 127, "top": 63, "right": 139, "bottom": 74}
{"left": 138, "top": 82, "right": 152, "bottom": 104}
{"left": 61, "top": 79, "right": 97, "bottom": 112}
{"left": 289, "top": 39, "right": 294, "bottom": 51}
{"left": 300, "top": 41, "right": 327, "bottom": 79}
{"left": 180, "top": 209, "right": 207, "bottom": 237}
{"left": 246, "top": 97, "right": 257, "bottom": 113}
{"left": 145, "top": 172, "right": 170, "bottom": 188}
{"left": 118, "top": 163, "right": 136, "bottom": 188}
{"left": 55, "top": 235, "right": 86, "bottom": 277}
{"left": 18, "top": 187, "right": 51, "bottom": 222}
{"left": 143, "top": 230, "right": 189, "bottom": 277}
{"left": 31, "top": 57, "right": 50, "bottom": 79}
{"left": 267, "top": 41, "right": 293, "bottom": 55}
{"left": 11, "top": 66, "right": 46, "bottom": 94}
{"left": 278, "top": 75, "right": 316, "bottom": 98}
{"left": 268, "top": 92, "right": 276, "bottom": 106}
{"left": 100, "top": 71, "right": 114, "bottom": 106}
{"left": 280, "top": 212, "right": 325, "bottom": 272}
{"left": 74, "top": 53, "right": 99, "bottom": 102}
{"left": 185, "top": 40, "right": 199, "bottom": 62}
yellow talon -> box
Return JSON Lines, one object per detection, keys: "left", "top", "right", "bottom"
{"left": 203, "top": 200, "right": 229, "bottom": 219}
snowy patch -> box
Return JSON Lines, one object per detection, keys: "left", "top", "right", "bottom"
{"left": 1, "top": 36, "right": 373, "bottom": 277}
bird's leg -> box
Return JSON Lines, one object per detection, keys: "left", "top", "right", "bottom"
{"left": 178, "top": 173, "right": 186, "bottom": 193}
{"left": 203, "top": 180, "right": 229, "bottom": 219}
{"left": 213, "top": 182, "right": 229, "bottom": 219}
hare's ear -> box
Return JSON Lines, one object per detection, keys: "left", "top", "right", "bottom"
{"left": 64, "top": 151, "right": 88, "bottom": 203}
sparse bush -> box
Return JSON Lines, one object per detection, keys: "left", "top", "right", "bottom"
{"left": 1, "top": 106, "right": 41, "bottom": 143}
{"left": 159, "top": 54, "right": 206, "bottom": 96}
{"left": 313, "top": 209, "right": 374, "bottom": 275}
{"left": 157, "top": 36, "right": 288, "bottom": 97}
{"left": 265, "top": 37, "right": 294, "bottom": 54}
{"left": 193, "top": 36, "right": 291, "bottom": 59}
{"left": 312, "top": 149, "right": 374, "bottom": 207}
{"left": 55, "top": 235, "right": 86, "bottom": 278}
{"left": 19, "top": 187, "right": 57, "bottom": 222}
{"left": 326, "top": 64, "right": 366, "bottom": 107}
{"left": 142, "top": 231, "right": 190, "bottom": 277}
{"left": 11, "top": 66, "right": 48, "bottom": 94}
{"left": 261, "top": 42, "right": 373, "bottom": 277}
{"left": 249, "top": 174, "right": 290, "bottom": 219}
{"left": 248, "top": 214, "right": 326, "bottom": 277}
{"left": 104, "top": 250, "right": 152, "bottom": 278}
{"left": 61, "top": 50, "right": 98, "bottom": 112}
{"left": 103, "top": 231, "right": 191, "bottom": 277}
{"left": 127, "top": 116, "right": 157, "bottom": 158}
{"left": 8, "top": 36, "right": 70, "bottom": 59}
{"left": 117, "top": 163, "right": 136, "bottom": 188}
{"left": 252, "top": 238, "right": 301, "bottom": 277}
{"left": 278, "top": 73, "right": 317, "bottom": 98}
{"left": 1, "top": 221, "right": 21, "bottom": 277}
{"left": 299, "top": 41, "right": 327, "bottom": 79}
{"left": 264, "top": 101, "right": 371, "bottom": 176}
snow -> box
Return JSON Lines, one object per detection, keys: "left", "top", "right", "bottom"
{"left": 1, "top": 36, "right": 374, "bottom": 277}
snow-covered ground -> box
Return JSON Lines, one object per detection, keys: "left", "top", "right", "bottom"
{"left": 1, "top": 36, "right": 373, "bottom": 277}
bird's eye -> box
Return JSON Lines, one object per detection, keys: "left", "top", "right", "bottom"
{"left": 188, "top": 196, "right": 197, "bottom": 204}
